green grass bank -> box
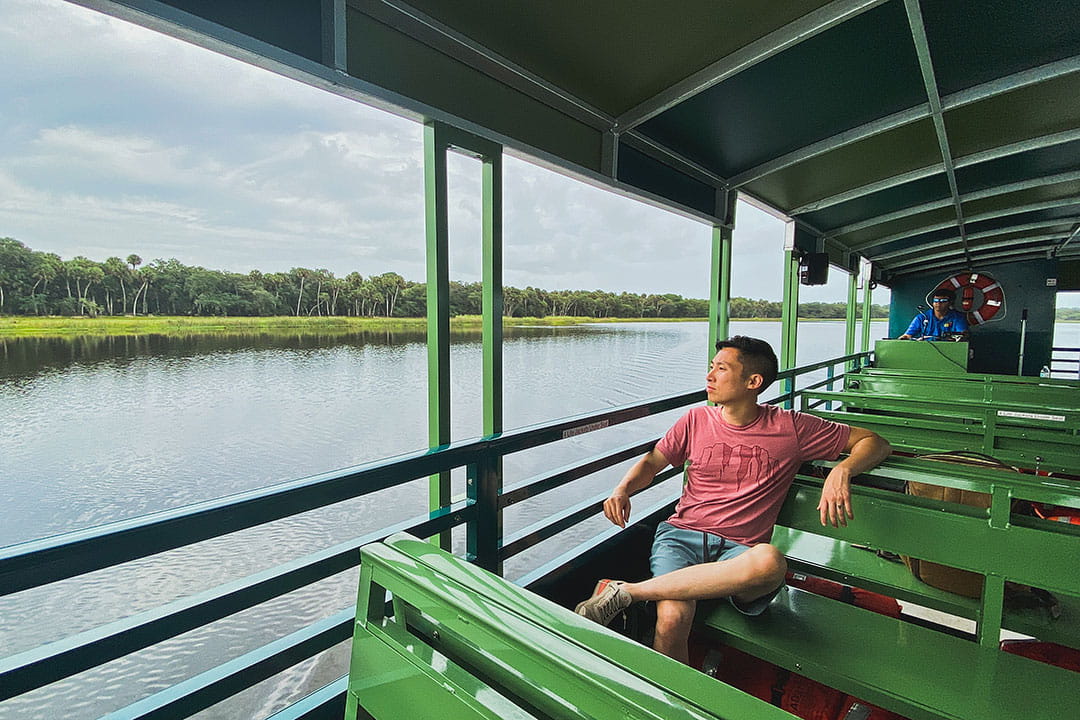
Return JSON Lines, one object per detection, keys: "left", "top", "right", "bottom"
{"left": 0, "top": 315, "right": 712, "bottom": 338}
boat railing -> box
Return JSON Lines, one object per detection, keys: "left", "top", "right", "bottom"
{"left": 1051, "top": 345, "right": 1080, "bottom": 379}
{"left": 0, "top": 350, "right": 870, "bottom": 719}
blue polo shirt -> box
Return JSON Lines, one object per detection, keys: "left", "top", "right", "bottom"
{"left": 904, "top": 309, "right": 969, "bottom": 338}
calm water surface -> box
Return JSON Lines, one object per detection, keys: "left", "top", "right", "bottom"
{"left": 0, "top": 320, "right": 885, "bottom": 719}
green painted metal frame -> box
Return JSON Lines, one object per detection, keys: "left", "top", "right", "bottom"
{"left": 708, "top": 191, "right": 737, "bottom": 358}
{"left": 0, "top": 354, "right": 865, "bottom": 716}
{"left": 780, "top": 246, "right": 800, "bottom": 407}
{"left": 860, "top": 267, "right": 873, "bottom": 353}
{"left": 346, "top": 534, "right": 793, "bottom": 720}
{"left": 425, "top": 121, "right": 504, "bottom": 559}
{"left": 696, "top": 457, "right": 1080, "bottom": 720}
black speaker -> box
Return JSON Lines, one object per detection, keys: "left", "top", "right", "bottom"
{"left": 799, "top": 253, "right": 829, "bottom": 285}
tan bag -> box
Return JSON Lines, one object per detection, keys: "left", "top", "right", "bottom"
{"left": 901, "top": 452, "right": 1017, "bottom": 599}
{"left": 902, "top": 480, "right": 991, "bottom": 597}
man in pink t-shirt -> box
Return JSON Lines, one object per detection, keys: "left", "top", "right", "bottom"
{"left": 575, "top": 336, "right": 891, "bottom": 664}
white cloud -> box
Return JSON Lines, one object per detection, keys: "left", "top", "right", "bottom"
{"left": 0, "top": 0, "right": 852, "bottom": 302}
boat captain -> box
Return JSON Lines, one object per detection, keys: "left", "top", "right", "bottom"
{"left": 898, "top": 290, "right": 969, "bottom": 340}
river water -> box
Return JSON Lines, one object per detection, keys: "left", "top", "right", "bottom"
{"left": 0, "top": 320, "right": 884, "bottom": 718}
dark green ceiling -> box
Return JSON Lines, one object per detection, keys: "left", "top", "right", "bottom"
{"left": 84, "top": 0, "right": 1080, "bottom": 280}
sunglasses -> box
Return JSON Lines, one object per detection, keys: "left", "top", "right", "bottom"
{"left": 932, "top": 298, "right": 951, "bottom": 303}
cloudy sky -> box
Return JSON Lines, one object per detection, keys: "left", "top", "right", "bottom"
{"left": 0, "top": 0, "right": 873, "bottom": 304}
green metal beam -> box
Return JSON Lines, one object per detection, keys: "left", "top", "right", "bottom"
{"left": 781, "top": 242, "right": 799, "bottom": 407}
{"left": 424, "top": 122, "right": 452, "bottom": 550}
{"left": 861, "top": 270, "right": 873, "bottom": 353}
{"left": 708, "top": 219, "right": 733, "bottom": 360}
{"left": 846, "top": 270, "right": 858, "bottom": 370}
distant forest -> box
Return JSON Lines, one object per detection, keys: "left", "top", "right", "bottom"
{"left": 0, "top": 237, "right": 890, "bottom": 319}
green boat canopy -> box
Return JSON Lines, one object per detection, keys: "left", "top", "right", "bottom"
{"left": 80, "top": 0, "right": 1080, "bottom": 281}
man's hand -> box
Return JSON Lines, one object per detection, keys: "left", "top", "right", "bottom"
{"left": 603, "top": 490, "right": 632, "bottom": 528}
{"left": 817, "top": 426, "right": 891, "bottom": 527}
{"left": 817, "top": 465, "right": 853, "bottom": 527}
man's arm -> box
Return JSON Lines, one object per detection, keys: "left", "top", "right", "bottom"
{"left": 604, "top": 447, "right": 671, "bottom": 528}
{"left": 817, "top": 426, "right": 891, "bottom": 527}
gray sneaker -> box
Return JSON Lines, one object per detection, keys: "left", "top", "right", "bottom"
{"left": 574, "top": 579, "right": 632, "bottom": 626}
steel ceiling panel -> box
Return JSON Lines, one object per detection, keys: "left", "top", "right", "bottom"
{"left": 954, "top": 140, "right": 1080, "bottom": 195}
{"left": 636, "top": 0, "right": 922, "bottom": 178}
{"left": 838, "top": 207, "right": 956, "bottom": 249}
{"left": 396, "top": 0, "right": 832, "bottom": 116}
{"left": 798, "top": 174, "right": 951, "bottom": 233}
{"left": 944, "top": 73, "right": 1080, "bottom": 158}
{"left": 743, "top": 119, "right": 940, "bottom": 212}
{"left": 920, "top": 0, "right": 1080, "bottom": 95}
{"left": 962, "top": 181, "right": 1080, "bottom": 219}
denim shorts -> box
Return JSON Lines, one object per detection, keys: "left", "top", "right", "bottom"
{"left": 649, "top": 521, "right": 783, "bottom": 616}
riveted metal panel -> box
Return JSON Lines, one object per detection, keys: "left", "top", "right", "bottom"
{"left": 955, "top": 139, "right": 1080, "bottom": 194}
{"left": 944, "top": 73, "right": 1080, "bottom": 157}
{"left": 962, "top": 180, "right": 1080, "bottom": 218}
{"left": 799, "top": 174, "right": 952, "bottom": 232}
{"left": 920, "top": 0, "right": 1080, "bottom": 95}
{"left": 346, "top": 6, "right": 602, "bottom": 172}
{"left": 744, "top": 119, "right": 941, "bottom": 211}
{"left": 838, "top": 207, "right": 956, "bottom": 247}
{"left": 617, "top": 145, "right": 718, "bottom": 217}
{"left": 157, "top": 0, "right": 325, "bottom": 61}
{"left": 637, "top": 1, "right": 923, "bottom": 177}
{"left": 399, "top": 0, "right": 833, "bottom": 116}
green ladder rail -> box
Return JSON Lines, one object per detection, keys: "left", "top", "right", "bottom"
{"left": 346, "top": 533, "right": 793, "bottom": 720}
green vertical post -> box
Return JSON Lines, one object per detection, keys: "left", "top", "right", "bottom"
{"left": 424, "top": 122, "right": 451, "bottom": 551}
{"left": 861, "top": 267, "right": 873, "bottom": 353}
{"left": 709, "top": 191, "right": 736, "bottom": 363}
{"left": 781, "top": 247, "right": 799, "bottom": 408}
{"left": 846, "top": 270, "right": 858, "bottom": 369}
{"left": 472, "top": 144, "right": 504, "bottom": 575}
{"left": 482, "top": 153, "right": 503, "bottom": 438}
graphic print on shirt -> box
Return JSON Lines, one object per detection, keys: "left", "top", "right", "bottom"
{"left": 696, "top": 441, "right": 779, "bottom": 490}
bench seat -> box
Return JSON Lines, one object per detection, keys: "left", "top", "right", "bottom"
{"left": 347, "top": 533, "right": 793, "bottom": 720}
{"left": 699, "top": 585, "right": 1080, "bottom": 720}
{"left": 771, "top": 526, "right": 1080, "bottom": 651}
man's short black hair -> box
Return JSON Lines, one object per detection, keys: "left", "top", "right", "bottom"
{"left": 715, "top": 336, "right": 778, "bottom": 393}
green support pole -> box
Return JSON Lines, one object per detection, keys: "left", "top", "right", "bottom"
{"left": 482, "top": 154, "right": 503, "bottom": 438}
{"left": 781, "top": 248, "right": 799, "bottom": 408}
{"left": 424, "top": 122, "right": 451, "bottom": 551}
{"left": 474, "top": 145, "right": 504, "bottom": 575}
{"left": 861, "top": 269, "right": 873, "bottom": 353}
{"left": 709, "top": 192, "right": 736, "bottom": 362}
{"left": 846, "top": 270, "right": 858, "bottom": 369}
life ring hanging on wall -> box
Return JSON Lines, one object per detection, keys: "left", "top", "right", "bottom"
{"left": 933, "top": 272, "right": 1006, "bottom": 325}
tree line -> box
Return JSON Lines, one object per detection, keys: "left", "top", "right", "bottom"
{"left": 0, "top": 237, "right": 888, "bottom": 319}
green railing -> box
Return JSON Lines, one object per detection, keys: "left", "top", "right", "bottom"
{"left": 0, "top": 351, "right": 869, "bottom": 719}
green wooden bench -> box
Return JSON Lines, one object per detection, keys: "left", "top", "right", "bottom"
{"left": 697, "top": 458, "right": 1080, "bottom": 720}
{"left": 844, "top": 368, "right": 1080, "bottom": 408}
{"left": 802, "top": 389, "right": 1080, "bottom": 432}
{"left": 346, "top": 532, "right": 794, "bottom": 720}
{"left": 805, "top": 406, "right": 1080, "bottom": 475}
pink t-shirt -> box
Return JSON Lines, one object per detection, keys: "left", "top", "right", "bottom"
{"left": 656, "top": 404, "right": 850, "bottom": 545}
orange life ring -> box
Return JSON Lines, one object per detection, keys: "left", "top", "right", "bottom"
{"left": 935, "top": 272, "right": 1005, "bottom": 325}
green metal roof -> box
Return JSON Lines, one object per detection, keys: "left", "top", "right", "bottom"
{"left": 81, "top": 0, "right": 1080, "bottom": 280}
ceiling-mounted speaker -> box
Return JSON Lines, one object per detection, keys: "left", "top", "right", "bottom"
{"left": 800, "top": 253, "right": 829, "bottom": 286}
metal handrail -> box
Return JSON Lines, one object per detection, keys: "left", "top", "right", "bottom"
{"left": 0, "top": 351, "right": 872, "bottom": 716}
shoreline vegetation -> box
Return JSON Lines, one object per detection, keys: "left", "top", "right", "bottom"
{"left": 1, "top": 238, "right": 888, "bottom": 324}
{"left": 0, "top": 315, "right": 855, "bottom": 338}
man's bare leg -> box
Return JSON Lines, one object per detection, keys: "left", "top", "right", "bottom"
{"left": 623, "top": 544, "right": 787, "bottom": 662}
{"left": 654, "top": 599, "right": 695, "bottom": 664}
